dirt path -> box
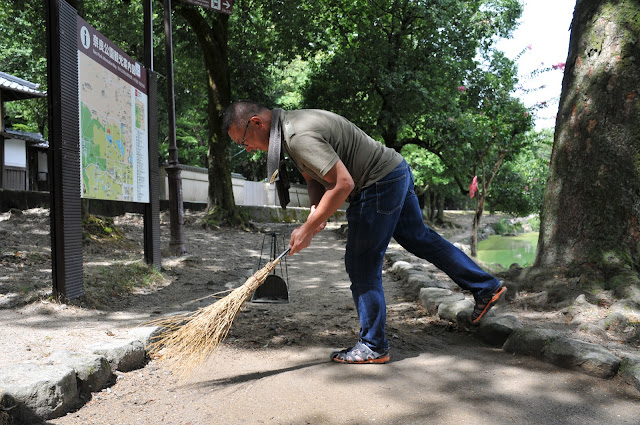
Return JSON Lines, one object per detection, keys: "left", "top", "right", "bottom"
{"left": 2, "top": 210, "right": 640, "bottom": 424}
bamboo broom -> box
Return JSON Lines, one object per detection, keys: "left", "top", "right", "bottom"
{"left": 146, "top": 248, "right": 290, "bottom": 374}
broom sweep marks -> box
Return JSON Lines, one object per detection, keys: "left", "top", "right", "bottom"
{"left": 146, "top": 258, "right": 280, "bottom": 375}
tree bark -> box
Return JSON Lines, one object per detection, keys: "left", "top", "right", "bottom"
{"left": 429, "top": 192, "right": 436, "bottom": 222}
{"left": 436, "top": 194, "right": 445, "bottom": 223}
{"left": 471, "top": 196, "right": 481, "bottom": 257}
{"left": 536, "top": 0, "right": 640, "bottom": 282}
{"left": 470, "top": 151, "right": 505, "bottom": 257}
{"left": 177, "top": 6, "right": 247, "bottom": 227}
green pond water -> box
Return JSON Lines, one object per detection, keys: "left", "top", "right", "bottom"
{"left": 477, "top": 232, "right": 539, "bottom": 267}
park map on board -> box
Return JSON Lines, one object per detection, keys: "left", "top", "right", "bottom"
{"left": 79, "top": 51, "right": 147, "bottom": 202}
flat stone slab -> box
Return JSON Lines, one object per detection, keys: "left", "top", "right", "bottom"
{"left": 47, "top": 351, "right": 113, "bottom": 395}
{"left": 477, "top": 315, "right": 523, "bottom": 346}
{"left": 620, "top": 355, "right": 640, "bottom": 393}
{"left": 385, "top": 251, "right": 411, "bottom": 264}
{"left": 128, "top": 326, "right": 162, "bottom": 347}
{"left": 437, "top": 299, "right": 474, "bottom": 322}
{"left": 407, "top": 271, "right": 456, "bottom": 293}
{"left": 419, "top": 287, "right": 465, "bottom": 315}
{"left": 503, "top": 328, "right": 563, "bottom": 357}
{"left": 544, "top": 337, "right": 621, "bottom": 379}
{"left": 90, "top": 338, "right": 147, "bottom": 373}
{"left": 389, "top": 261, "right": 414, "bottom": 279}
{"left": 406, "top": 273, "right": 434, "bottom": 294}
{"left": 0, "top": 363, "right": 78, "bottom": 422}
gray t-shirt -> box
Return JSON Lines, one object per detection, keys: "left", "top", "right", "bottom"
{"left": 280, "top": 109, "right": 403, "bottom": 202}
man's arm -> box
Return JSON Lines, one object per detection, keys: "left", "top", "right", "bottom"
{"left": 304, "top": 175, "right": 328, "bottom": 236}
{"left": 305, "top": 174, "right": 326, "bottom": 207}
{"left": 289, "top": 160, "right": 354, "bottom": 254}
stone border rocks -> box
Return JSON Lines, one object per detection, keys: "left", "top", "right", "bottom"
{"left": 543, "top": 337, "right": 620, "bottom": 379}
{"left": 384, "top": 248, "right": 640, "bottom": 395}
{"left": 620, "top": 355, "right": 640, "bottom": 389}
{"left": 0, "top": 327, "right": 159, "bottom": 424}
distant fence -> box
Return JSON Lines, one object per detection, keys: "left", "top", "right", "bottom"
{"left": 0, "top": 166, "right": 350, "bottom": 217}
{"left": 159, "top": 165, "right": 314, "bottom": 208}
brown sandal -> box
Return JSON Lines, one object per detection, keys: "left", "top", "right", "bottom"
{"left": 472, "top": 286, "right": 507, "bottom": 323}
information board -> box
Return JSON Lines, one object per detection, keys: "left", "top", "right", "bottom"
{"left": 77, "top": 17, "right": 150, "bottom": 203}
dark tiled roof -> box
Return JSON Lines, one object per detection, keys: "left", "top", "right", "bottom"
{"left": 2, "top": 128, "right": 48, "bottom": 148}
{"left": 0, "top": 71, "right": 46, "bottom": 101}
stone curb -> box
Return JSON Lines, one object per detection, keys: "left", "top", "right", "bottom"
{"left": 0, "top": 326, "right": 160, "bottom": 423}
{"left": 385, "top": 249, "right": 640, "bottom": 394}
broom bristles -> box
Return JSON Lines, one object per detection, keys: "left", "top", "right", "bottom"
{"left": 146, "top": 260, "right": 278, "bottom": 374}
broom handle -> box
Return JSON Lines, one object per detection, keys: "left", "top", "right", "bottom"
{"left": 273, "top": 248, "right": 291, "bottom": 265}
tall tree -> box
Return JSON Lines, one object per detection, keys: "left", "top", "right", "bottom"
{"left": 536, "top": 0, "right": 640, "bottom": 291}
{"left": 488, "top": 128, "right": 553, "bottom": 217}
{"left": 401, "top": 144, "right": 454, "bottom": 222}
{"left": 301, "top": 0, "right": 523, "bottom": 149}
{"left": 175, "top": 0, "right": 320, "bottom": 224}
{"left": 225, "top": 1, "right": 321, "bottom": 184}
{"left": 452, "top": 52, "right": 532, "bottom": 255}
{"left": 174, "top": 3, "right": 247, "bottom": 226}
{"left": 298, "top": 0, "right": 531, "bottom": 250}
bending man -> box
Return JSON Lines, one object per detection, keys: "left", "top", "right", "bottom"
{"left": 222, "top": 101, "right": 506, "bottom": 364}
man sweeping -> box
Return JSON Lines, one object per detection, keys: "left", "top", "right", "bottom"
{"left": 222, "top": 101, "right": 506, "bottom": 364}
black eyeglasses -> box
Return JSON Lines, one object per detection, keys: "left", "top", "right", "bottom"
{"left": 238, "top": 116, "right": 256, "bottom": 148}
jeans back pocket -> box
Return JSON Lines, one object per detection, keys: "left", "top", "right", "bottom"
{"left": 375, "top": 174, "right": 406, "bottom": 215}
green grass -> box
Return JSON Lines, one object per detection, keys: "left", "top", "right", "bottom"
{"left": 83, "top": 261, "right": 166, "bottom": 308}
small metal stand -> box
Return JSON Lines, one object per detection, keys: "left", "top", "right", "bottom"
{"left": 251, "top": 233, "right": 290, "bottom": 303}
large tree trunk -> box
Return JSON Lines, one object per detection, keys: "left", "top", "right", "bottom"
{"left": 536, "top": 0, "right": 640, "bottom": 284}
{"left": 206, "top": 82, "right": 237, "bottom": 214}
{"left": 177, "top": 6, "right": 247, "bottom": 227}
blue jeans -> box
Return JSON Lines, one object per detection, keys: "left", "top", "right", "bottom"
{"left": 345, "top": 160, "right": 501, "bottom": 352}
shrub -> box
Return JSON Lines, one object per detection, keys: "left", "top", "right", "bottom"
{"left": 492, "top": 218, "right": 523, "bottom": 235}
{"left": 528, "top": 215, "right": 541, "bottom": 231}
